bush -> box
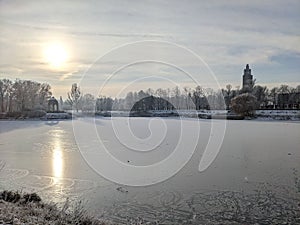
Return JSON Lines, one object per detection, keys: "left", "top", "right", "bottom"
{"left": 0, "top": 113, "right": 7, "bottom": 119}
{"left": 5, "top": 111, "right": 23, "bottom": 118}
{"left": 231, "top": 93, "right": 257, "bottom": 117}
{"left": 5, "top": 110, "right": 46, "bottom": 119}
{"left": 23, "top": 193, "right": 41, "bottom": 203}
{"left": 23, "top": 110, "right": 46, "bottom": 118}
{"left": 0, "top": 190, "right": 21, "bottom": 203}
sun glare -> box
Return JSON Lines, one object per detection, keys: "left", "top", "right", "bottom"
{"left": 44, "top": 43, "right": 68, "bottom": 68}
{"left": 52, "top": 137, "right": 63, "bottom": 185}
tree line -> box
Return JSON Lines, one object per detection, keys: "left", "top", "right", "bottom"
{"left": 65, "top": 83, "right": 300, "bottom": 112}
{"left": 1, "top": 78, "right": 299, "bottom": 114}
{"left": 0, "top": 79, "right": 51, "bottom": 113}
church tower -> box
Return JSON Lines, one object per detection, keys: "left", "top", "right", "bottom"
{"left": 242, "top": 64, "right": 253, "bottom": 91}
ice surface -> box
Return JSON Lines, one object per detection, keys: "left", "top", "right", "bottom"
{"left": 0, "top": 119, "right": 299, "bottom": 223}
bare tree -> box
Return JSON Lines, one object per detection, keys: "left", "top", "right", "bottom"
{"left": 192, "top": 86, "right": 205, "bottom": 110}
{"left": 125, "top": 92, "right": 134, "bottom": 110}
{"left": 278, "top": 84, "right": 291, "bottom": 94}
{"left": 252, "top": 85, "right": 268, "bottom": 108}
{"left": 67, "top": 83, "right": 82, "bottom": 112}
{"left": 0, "top": 79, "right": 51, "bottom": 113}
{"left": 172, "top": 86, "right": 181, "bottom": 109}
{"left": 81, "top": 93, "right": 95, "bottom": 112}
{"left": 183, "top": 87, "right": 193, "bottom": 110}
{"left": 0, "top": 79, "right": 12, "bottom": 112}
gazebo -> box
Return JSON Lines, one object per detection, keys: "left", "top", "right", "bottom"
{"left": 48, "top": 97, "right": 59, "bottom": 112}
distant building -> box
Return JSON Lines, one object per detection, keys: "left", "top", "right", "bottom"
{"left": 239, "top": 64, "right": 299, "bottom": 109}
{"left": 276, "top": 92, "right": 300, "bottom": 109}
{"left": 242, "top": 64, "right": 254, "bottom": 92}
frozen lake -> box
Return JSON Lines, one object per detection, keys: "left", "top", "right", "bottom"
{"left": 0, "top": 118, "right": 299, "bottom": 224}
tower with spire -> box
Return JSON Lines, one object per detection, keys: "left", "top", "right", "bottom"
{"left": 242, "top": 64, "right": 254, "bottom": 92}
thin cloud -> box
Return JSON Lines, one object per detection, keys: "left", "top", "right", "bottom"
{"left": 0, "top": 0, "right": 299, "bottom": 97}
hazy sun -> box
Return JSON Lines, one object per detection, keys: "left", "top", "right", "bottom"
{"left": 44, "top": 43, "right": 68, "bottom": 68}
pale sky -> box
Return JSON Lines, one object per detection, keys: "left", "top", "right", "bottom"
{"left": 0, "top": 0, "right": 299, "bottom": 98}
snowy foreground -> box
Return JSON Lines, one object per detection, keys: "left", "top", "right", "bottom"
{"left": 0, "top": 191, "right": 103, "bottom": 224}
{"left": 0, "top": 118, "right": 299, "bottom": 224}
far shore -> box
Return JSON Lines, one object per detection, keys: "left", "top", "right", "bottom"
{"left": 0, "top": 109, "right": 299, "bottom": 121}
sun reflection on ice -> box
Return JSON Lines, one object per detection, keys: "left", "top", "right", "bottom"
{"left": 52, "top": 134, "right": 64, "bottom": 185}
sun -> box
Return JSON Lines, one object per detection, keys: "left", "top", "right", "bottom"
{"left": 44, "top": 43, "right": 68, "bottom": 68}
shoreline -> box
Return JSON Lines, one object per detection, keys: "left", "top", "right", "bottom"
{"left": 0, "top": 110, "right": 299, "bottom": 121}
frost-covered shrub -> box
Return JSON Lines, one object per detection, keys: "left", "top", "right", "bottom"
{"left": 231, "top": 93, "right": 257, "bottom": 116}
{"left": 24, "top": 110, "right": 46, "bottom": 118}
{"left": 5, "top": 110, "right": 46, "bottom": 118}
{"left": 0, "top": 191, "right": 21, "bottom": 203}
{"left": 23, "top": 193, "right": 41, "bottom": 203}
{"left": 5, "top": 111, "right": 23, "bottom": 118}
{"left": 0, "top": 113, "right": 7, "bottom": 119}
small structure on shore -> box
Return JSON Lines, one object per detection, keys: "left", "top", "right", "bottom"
{"left": 48, "top": 97, "right": 59, "bottom": 112}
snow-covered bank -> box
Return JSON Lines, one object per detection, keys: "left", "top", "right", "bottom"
{"left": 94, "top": 110, "right": 300, "bottom": 120}
{"left": 42, "top": 112, "right": 72, "bottom": 120}
{"left": 0, "top": 112, "right": 72, "bottom": 120}
{"left": 1, "top": 110, "right": 299, "bottom": 121}
{"left": 255, "top": 110, "right": 300, "bottom": 121}
{"left": 0, "top": 191, "right": 104, "bottom": 225}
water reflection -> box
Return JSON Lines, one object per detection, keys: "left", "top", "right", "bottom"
{"left": 52, "top": 130, "right": 64, "bottom": 184}
{"left": 45, "top": 120, "right": 59, "bottom": 126}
